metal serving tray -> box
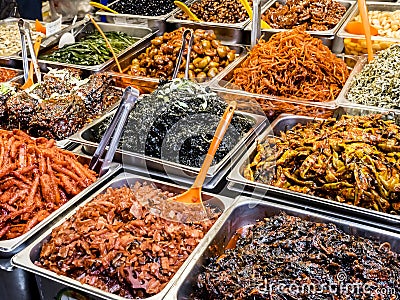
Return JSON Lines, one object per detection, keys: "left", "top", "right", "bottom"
{"left": 69, "top": 102, "right": 266, "bottom": 189}
{"left": 12, "top": 171, "right": 235, "bottom": 300}
{"left": 226, "top": 113, "right": 400, "bottom": 225}
{"left": 105, "top": 32, "right": 248, "bottom": 88}
{"left": 243, "top": 0, "right": 355, "bottom": 50}
{"left": 167, "top": 196, "right": 400, "bottom": 299}
{"left": 96, "top": 0, "right": 180, "bottom": 31}
{"left": 337, "top": 54, "right": 400, "bottom": 118}
{"left": 36, "top": 22, "right": 154, "bottom": 72}
{"left": 338, "top": 2, "right": 400, "bottom": 43}
{"left": 211, "top": 54, "right": 359, "bottom": 119}
{"left": 0, "top": 155, "right": 119, "bottom": 258}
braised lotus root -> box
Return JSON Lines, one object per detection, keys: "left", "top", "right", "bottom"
{"left": 244, "top": 114, "right": 400, "bottom": 214}
{"left": 232, "top": 26, "right": 349, "bottom": 102}
{"left": 195, "top": 212, "right": 400, "bottom": 299}
{"left": 127, "top": 28, "right": 236, "bottom": 79}
{"left": 37, "top": 183, "right": 218, "bottom": 298}
{"left": 0, "top": 129, "right": 97, "bottom": 240}
{"left": 262, "top": 0, "right": 347, "bottom": 31}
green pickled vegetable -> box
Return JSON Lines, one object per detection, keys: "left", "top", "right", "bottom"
{"left": 40, "top": 31, "right": 137, "bottom": 66}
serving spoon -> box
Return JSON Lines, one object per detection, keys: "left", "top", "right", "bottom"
{"left": 174, "top": 1, "right": 200, "bottom": 22}
{"left": 357, "top": 0, "right": 374, "bottom": 61}
{"left": 239, "top": 0, "right": 271, "bottom": 29}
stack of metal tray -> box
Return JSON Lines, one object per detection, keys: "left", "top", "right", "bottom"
{"left": 69, "top": 100, "right": 267, "bottom": 189}
{"left": 11, "top": 169, "right": 235, "bottom": 300}
{"left": 35, "top": 21, "right": 154, "bottom": 73}
{"left": 243, "top": 0, "right": 356, "bottom": 51}
{"left": 166, "top": 196, "right": 400, "bottom": 299}
{"left": 0, "top": 156, "right": 119, "bottom": 300}
{"left": 226, "top": 113, "right": 400, "bottom": 226}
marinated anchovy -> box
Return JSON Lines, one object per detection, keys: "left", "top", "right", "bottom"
{"left": 262, "top": 0, "right": 347, "bottom": 31}
{"left": 110, "top": 0, "right": 178, "bottom": 16}
{"left": 175, "top": 0, "right": 251, "bottom": 24}
{"left": 347, "top": 45, "right": 400, "bottom": 109}
{"left": 195, "top": 212, "right": 400, "bottom": 299}
{"left": 128, "top": 28, "right": 236, "bottom": 80}
{"left": 233, "top": 26, "right": 349, "bottom": 102}
{"left": 245, "top": 114, "right": 400, "bottom": 214}
{"left": 90, "top": 79, "right": 254, "bottom": 168}
{"left": 40, "top": 32, "right": 137, "bottom": 66}
{"left": 37, "top": 183, "right": 218, "bottom": 298}
{"left": 0, "top": 69, "right": 122, "bottom": 140}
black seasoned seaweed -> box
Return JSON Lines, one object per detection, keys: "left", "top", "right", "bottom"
{"left": 195, "top": 212, "right": 400, "bottom": 300}
{"left": 90, "top": 79, "right": 254, "bottom": 168}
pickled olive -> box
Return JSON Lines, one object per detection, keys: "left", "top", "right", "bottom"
{"left": 217, "top": 45, "right": 228, "bottom": 58}
{"left": 197, "top": 72, "right": 207, "bottom": 79}
{"left": 124, "top": 28, "right": 236, "bottom": 80}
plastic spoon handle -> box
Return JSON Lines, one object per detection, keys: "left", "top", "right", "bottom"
{"left": 357, "top": 0, "right": 373, "bottom": 61}
{"left": 239, "top": 0, "right": 271, "bottom": 29}
{"left": 174, "top": 1, "right": 200, "bottom": 22}
{"left": 89, "top": 1, "right": 119, "bottom": 14}
{"left": 87, "top": 14, "right": 123, "bottom": 73}
{"left": 192, "top": 101, "right": 237, "bottom": 189}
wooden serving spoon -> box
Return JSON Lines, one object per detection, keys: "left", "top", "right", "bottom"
{"left": 22, "top": 36, "right": 42, "bottom": 90}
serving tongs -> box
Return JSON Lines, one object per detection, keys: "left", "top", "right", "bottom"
{"left": 89, "top": 86, "right": 140, "bottom": 177}
{"left": 172, "top": 28, "right": 194, "bottom": 80}
{"left": 18, "top": 19, "right": 42, "bottom": 85}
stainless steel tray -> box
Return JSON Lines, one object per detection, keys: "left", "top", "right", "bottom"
{"left": 337, "top": 2, "right": 400, "bottom": 43}
{"left": 105, "top": 34, "right": 248, "bottom": 88}
{"left": 245, "top": 0, "right": 355, "bottom": 36}
{"left": 69, "top": 104, "right": 266, "bottom": 188}
{"left": 96, "top": 0, "right": 179, "bottom": 31}
{"left": 211, "top": 54, "right": 359, "bottom": 113}
{"left": 0, "top": 155, "right": 120, "bottom": 258}
{"left": 36, "top": 22, "right": 154, "bottom": 72}
{"left": 166, "top": 0, "right": 268, "bottom": 43}
{"left": 166, "top": 196, "right": 400, "bottom": 299}
{"left": 227, "top": 113, "right": 400, "bottom": 225}
{"left": 12, "top": 171, "right": 235, "bottom": 300}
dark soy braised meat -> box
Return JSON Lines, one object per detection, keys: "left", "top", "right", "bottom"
{"left": 0, "top": 69, "right": 122, "bottom": 140}
{"left": 262, "top": 0, "right": 347, "bottom": 31}
{"left": 195, "top": 213, "right": 400, "bottom": 299}
{"left": 37, "top": 183, "right": 217, "bottom": 298}
{"left": 90, "top": 79, "right": 254, "bottom": 168}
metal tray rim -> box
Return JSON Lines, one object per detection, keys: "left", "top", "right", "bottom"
{"left": 36, "top": 22, "right": 155, "bottom": 72}
{"left": 166, "top": 194, "right": 400, "bottom": 299}
{"left": 226, "top": 113, "right": 400, "bottom": 223}
{"left": 244, "top": 0, "right": 356, "bottom": 36}
{"left": 68, "top": 105, "right": 267, "bottom": 178}
{"left": 12, "top": 171, "right": 235, "bottom": 300}
{"left": 337, "top": 1, "right": 400, "bottom": 42}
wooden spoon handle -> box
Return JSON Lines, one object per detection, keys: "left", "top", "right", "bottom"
{"left": 192, "top": 101, "right": 237, "bottom": 189}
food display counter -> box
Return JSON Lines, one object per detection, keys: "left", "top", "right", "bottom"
{"left": 1, "top": 0, "right": 400, "bottom": 299}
